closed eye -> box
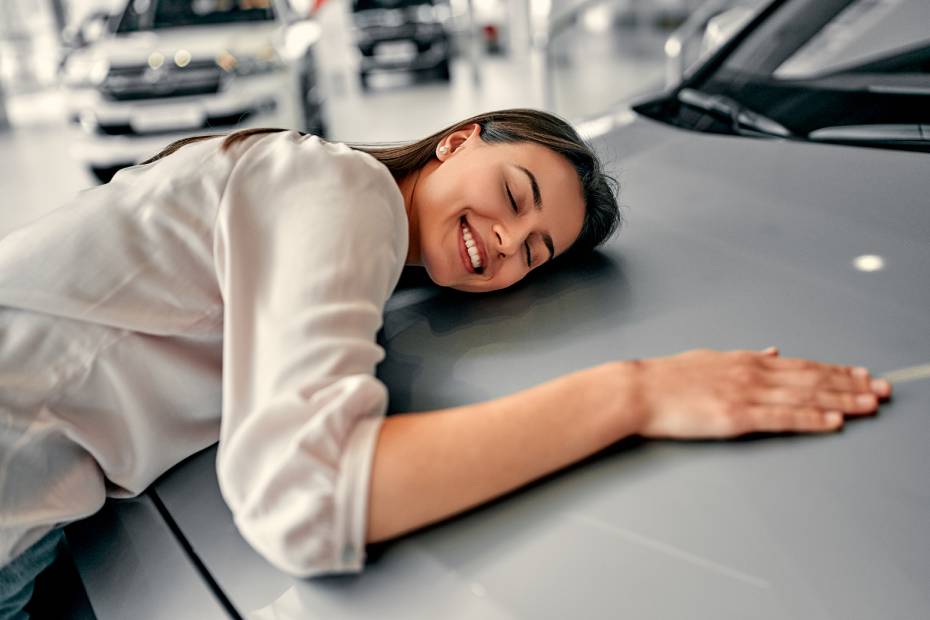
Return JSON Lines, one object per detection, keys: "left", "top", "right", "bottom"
{"left": 506, "top": 182, "right": 533, "bottom": 266}
{"left": 505, "top": 183, "right": 518, "bottom": 214}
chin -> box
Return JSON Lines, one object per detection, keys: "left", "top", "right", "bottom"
{"left": 422, "top": 257, "right": 454, "bottom": 288}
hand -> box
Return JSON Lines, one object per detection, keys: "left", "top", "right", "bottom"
{"left": 636, "top": 347, "right": 892, "bottom": 439}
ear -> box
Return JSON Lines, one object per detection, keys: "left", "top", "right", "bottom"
{"left": 436, "top": 123, "right": 481, "bottom": 160}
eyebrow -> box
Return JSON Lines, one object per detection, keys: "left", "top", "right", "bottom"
{"left": 512, "top": 163, "right": 555, "bottom": 262}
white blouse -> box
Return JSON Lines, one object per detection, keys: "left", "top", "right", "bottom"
{"left": 0, "top": 131, "right": 409, "bottom": 576}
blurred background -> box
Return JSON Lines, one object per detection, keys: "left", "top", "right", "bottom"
{"left": 0, "top": 0, "right": 760, "bottom": 234}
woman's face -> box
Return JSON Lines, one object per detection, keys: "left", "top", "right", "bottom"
{"left": 403, "top": 124, "right": 586, "bottom": 293}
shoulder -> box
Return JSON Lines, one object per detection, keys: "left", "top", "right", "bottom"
{"left": 232, "top": 131, "right": 394, "bottom": 193}
{"left": 216, "top": 131, "right": 409, "bottom": 283}
{"left": 230, "top": 131, "right": 403, "bottom": 224}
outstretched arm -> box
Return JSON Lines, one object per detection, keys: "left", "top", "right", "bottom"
{"left": 366, "top": 348, "right": 892, "bottom": 543}
{"left": 367, "top": 362, "right": 639, "bottom": 542}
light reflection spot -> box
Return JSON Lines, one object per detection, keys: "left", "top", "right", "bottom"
{"left": 853, "top": 254, "right": 885, "bottom": 272}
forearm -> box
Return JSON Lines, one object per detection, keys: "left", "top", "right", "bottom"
{"left": 366, "top": 361, "right": 642, "bottom": 543}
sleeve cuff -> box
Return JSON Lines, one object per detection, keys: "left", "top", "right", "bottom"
{"left": 331, "top": 412, "right": 386, "bottom": 572}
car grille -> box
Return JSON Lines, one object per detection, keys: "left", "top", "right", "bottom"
{"left": 361, "top": 24, "right": 419, "bottom": 40}
{"left": 96, "top": 110, "right": 254, "bottom": 137}
{"left": 101, "top": 60, "right": 223, "bottom": 101}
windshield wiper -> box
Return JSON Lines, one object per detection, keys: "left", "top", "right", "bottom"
{"left": 806, "top": 124, "right": 930, "bottom": 152}
{"left": 809, "top": 124, "right": 930, "bottom": 142}
{"left": 677, "top": 88, "right": 794, "bottom": 138}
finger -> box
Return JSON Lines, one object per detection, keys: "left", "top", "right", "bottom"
{"left": 759, "top": 356, "right": 865, "bottom": 373}
{"left": 761, "top": 346, "right": 779, "bottom": 356}
{"left": 758, "top": 357, "right": 891, "bottom": 400}
{"left": 765, "top": 369, "right": 868, "bottom": 393}
{"left": 761, "top": 357, "right": 872, "bottom": 384}
{"left": 870, "top": 377, "right": 892, "bottom": 399}
{"left": 745, "top": 405, "right": 843, "bottom": 434}
{"left": 759, "top": 355, "right": 820, "bottom": 371}
{"left": 751, "top": 386, "right": 878, "bottom": 414}
{"left": 851, "top": 366, "right": 891, "bottom": 398}
{"left": 849, "top": 366, "right": 882, "bottom": 398}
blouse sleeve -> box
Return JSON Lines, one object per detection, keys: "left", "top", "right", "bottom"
{"left": 211, "top": 131, "right": 407, "bottom": 577}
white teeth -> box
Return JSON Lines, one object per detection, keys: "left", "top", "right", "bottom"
{"left": 461, "top": 222, "right": 482, "bottom": 269}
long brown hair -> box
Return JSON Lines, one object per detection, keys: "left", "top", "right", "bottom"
{"left": 140, "top": 109, "right": 621, "bottom": 256}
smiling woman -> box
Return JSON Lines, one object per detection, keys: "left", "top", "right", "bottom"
{"left": 145, "top": 108, "right": 623, "bottom": 293}
{"left": 400, "top": 125, "right": 588, "bottom": 292}
{"left": 0, "top": 107, "right": 892, "bottom": 613}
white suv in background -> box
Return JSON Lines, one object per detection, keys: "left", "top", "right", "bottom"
{"left": 60, "top": 0, "right": 325, "bottom": 183}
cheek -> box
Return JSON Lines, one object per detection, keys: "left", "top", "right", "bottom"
{"left": 486, "top": 264, "right": 525, "bottom": 291}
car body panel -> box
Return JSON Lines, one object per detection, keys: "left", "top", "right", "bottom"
{"left": 66, "top": 494, "right": 230, "bottom": 619}
{"left": 91, "top": 115, "right": 930, "bottom": 618}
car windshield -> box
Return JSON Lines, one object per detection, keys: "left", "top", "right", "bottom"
{"left": 116, "top": 0, "right": 275, "bottom": 32}
{"left": 641, "top": 0, "right": 930, "bottom": 150}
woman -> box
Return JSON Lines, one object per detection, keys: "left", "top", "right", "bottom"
{"left": 0, "top": 108, "right": 890, "bottom": 616}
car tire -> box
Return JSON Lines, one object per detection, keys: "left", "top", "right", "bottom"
{"left": 90, "top": 165, "right": 123, "bottom": 184}
{"left": 437, "top": 59, "right": 451, "bottom": 82}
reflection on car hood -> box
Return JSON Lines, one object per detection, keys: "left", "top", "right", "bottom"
{"left": 148, "top": 114, "right": 930, "bottom": 619}
{"left": 91, "top": 23, "right": 281, "bottom": 66}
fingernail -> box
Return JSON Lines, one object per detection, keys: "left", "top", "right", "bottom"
{"left": 853, "top": 367, "right": 869, "bottom": 378}
{"left": 871, "top": 379, "right": 890, "bottom": 393}
{"left": 857, "top": 394, "right": 876, "bottom": 407}
{"left": 826, "top": 411, "right": 843, "bottom": 425}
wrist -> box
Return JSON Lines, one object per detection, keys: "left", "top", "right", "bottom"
{"left": 591, "top": 360, "right": 649, "bottom": 439}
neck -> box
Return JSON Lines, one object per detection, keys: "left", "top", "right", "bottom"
{"left": 396, "top": 163, "right": 428, "bottom": 266}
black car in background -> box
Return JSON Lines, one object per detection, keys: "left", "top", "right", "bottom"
{"left": 352, "top": 0, "right": 452, "bottom": 89}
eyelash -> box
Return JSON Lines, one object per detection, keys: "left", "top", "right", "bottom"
{"left": 505, "top": 182, "right": 533, "bottom": 267}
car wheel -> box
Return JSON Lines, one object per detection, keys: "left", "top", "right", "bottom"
{"left": 90, "top": 165, "right": 123, "bottom": 184}
{"left": 436, "top": 60, "right": 451, "bottom": 82}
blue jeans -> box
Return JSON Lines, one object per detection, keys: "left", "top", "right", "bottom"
{"left": 0, "top": 528, "right": 63, "bottom": 620}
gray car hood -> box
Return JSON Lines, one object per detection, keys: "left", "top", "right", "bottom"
{"left": 138, "top": 116, "right": 930, "bottom": 619}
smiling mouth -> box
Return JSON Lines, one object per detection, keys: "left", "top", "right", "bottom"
{"left": 460, "top": 217, "right": 484, "bottom": 274}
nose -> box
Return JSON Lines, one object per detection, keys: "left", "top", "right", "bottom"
{"left": 491, "top": 223, "right": 521, "bottom": 258}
